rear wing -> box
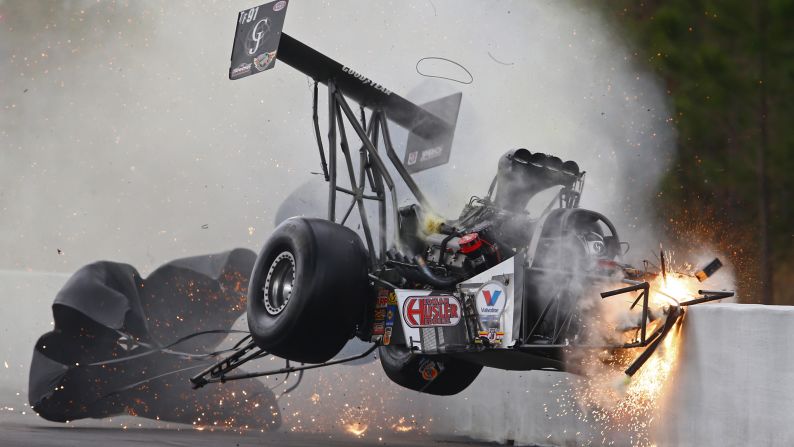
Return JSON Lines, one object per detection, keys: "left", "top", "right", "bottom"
{"left": 229, "top": 0, "right": 461, "bottom": 173}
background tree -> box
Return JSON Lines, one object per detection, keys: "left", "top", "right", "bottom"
{"left": 601, "top": 0, "right": 794, "bottom": 304}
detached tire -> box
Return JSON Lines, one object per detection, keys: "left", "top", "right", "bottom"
{"left": 247, "top": 217, "right": 370, "bottom": 363}
{"left": 379, "top": 345, "right": 482, "bottom": 395}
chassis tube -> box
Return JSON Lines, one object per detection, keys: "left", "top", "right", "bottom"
{"left": 624, "top": 306, "right": 682, "bottom": 376}
{"left": 335, "top": 93, "right": 402, "bottom": 250}
{"left": 335, "top": 103, "right": 376, "bottom": 265}
{"left": 327, "top": 82, "right": 337, "bottom": 221}
{"left": 379, "top": 119, "right": 433, "bottom": 213}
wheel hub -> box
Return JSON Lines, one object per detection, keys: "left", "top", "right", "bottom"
{"left": 263, "top": 251, "right": 295, "bottom": 316}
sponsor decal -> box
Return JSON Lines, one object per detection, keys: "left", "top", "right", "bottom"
{"left": 254, "top": 50, "right": 277, "bottom": 71}
{"left": 407, "top": 151, "right": 418, "bottom": 166}
{"left": 402, "top": 295, "right": 461, "bottom": 328}
{"left": 383, "top": 326, "right": 393, "bottom": 345}
{"left": 230, "top": 62, "right": 252, "bottom": 78}
{"left": 475, "top": 281, "right": 507, "bottom": 316}
{"left": 341, "top": 66, "right": 393, "bottom": 95}
{"left": 418, "top": 358, "right": 442, "bottom": 381}
{"left": 420, "top": 146, "right": 444, "bottom": 162}
{"left": 383, "top": 292, "right": 398, "bottom": 345}
{"left": 272, "top": 0, "right": 287, "bottom": 11}
{"left": 371, "top": 289, "right": 390, "bottom": 337}
{"left": 477, "top": 328, "right": 505, "bottom": 345}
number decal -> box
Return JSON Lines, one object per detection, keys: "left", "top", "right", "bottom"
{"left": 239, "top": 6, "right": 259, "bottom": 25}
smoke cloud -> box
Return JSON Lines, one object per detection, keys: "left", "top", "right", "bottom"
{"left": 1, "top": 0, "right": 675, "bottom": 275}
{"left": 2, "top": 0, "right": 701, "bottom": 445}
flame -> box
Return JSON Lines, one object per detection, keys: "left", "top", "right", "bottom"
{"left": 343, "top": 422, "right": 368, "bottom": 437}
{"left": 649, "top": 272, "right": 699, "bottom": 307}
{"left": 615, "top": 273, "right": 694, "bottom": 422}
{"left": 563, "top": 267, "right": 705, "bottom": 446}
{"left": 391, "top": 416, "right": 416, "bottom": 433}
{"left": 622, "top": 317, "right": 682, "bottom": 410}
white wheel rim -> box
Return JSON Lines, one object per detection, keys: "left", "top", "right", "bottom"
{"left": 263, "top": 251, "right": 296, "bottom": 316}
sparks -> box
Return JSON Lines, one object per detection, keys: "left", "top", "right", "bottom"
{"left": 343, "top": 422, "right": 368, "bottom": 437}
{"left": 562, "top": 266, "right": 702, "bottom": 446}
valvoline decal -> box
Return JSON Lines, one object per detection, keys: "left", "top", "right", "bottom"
{"left": 475, "top": 281, "right": 507, "bottom": 316}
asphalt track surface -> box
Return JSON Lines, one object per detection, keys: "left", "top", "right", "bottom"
{"left": 0, "top": 425, "right": 511, "bottom": 447}
{"left": 0, "top": 413, "right": 520, "bottom": 447}
{"left": 0, "top": 425, "right": 514, "bottom": 447}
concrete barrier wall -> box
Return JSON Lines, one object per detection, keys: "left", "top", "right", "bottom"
{"left": 655, "top": 304, "right": 794, "bottom": 447}
{"left": 430, "top": 303, "right": 794, "bottom": 447}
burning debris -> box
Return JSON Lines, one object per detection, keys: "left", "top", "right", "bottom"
{"left": 553, "top": 253, "right": 734, "bottom": 446}
{"left": 695, "top": 258, "right": 724, "bottom": 283}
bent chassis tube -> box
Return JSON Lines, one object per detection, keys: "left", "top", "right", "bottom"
{"left": 190, "top": 343, "right": 378, "bottom": 389}
{"left": 624, "top": 306, "right": 682, "bottom": 376}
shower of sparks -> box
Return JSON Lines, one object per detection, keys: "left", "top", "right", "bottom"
{"left": 267, "top": 359, "right": 432, "bottom": 440}
{"left": 552, "top": 255, "right": 703, "bottom": 446}
{"left": 343, "top": 421, "right": 369, "bottom": 437}
{"left": 391, "top": 417, "right": 417, "bottom": 432}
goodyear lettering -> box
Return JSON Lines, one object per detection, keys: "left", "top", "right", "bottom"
{"left": 342, "top": 66, "right": 393, "bottom": 95}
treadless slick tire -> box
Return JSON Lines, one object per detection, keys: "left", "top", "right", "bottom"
{"left": 247, "top": 217, "right": 370, "bottom": 363}
{"left": 379, "top": 345, "right": 483, "bottom": 395}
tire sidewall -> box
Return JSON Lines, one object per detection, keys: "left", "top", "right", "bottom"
{"left": 248, "top": 219, "right": 315, "bottom": 348}
{"left": 247, "top": 218, "right": 369, "bottom": 363}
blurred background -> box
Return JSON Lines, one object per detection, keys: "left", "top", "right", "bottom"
{"left": 604, "top": 0, "right": 794, "bottom": 305}
{"left": 0, "top": 0, "right": 791, "bottom": 301}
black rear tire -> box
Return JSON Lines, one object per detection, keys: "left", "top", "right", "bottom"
{"left": 378, "top": 345, "right": 482, "bottom": 395}
{"left": 247, "top": 217, "right": 370, "bottom": 363}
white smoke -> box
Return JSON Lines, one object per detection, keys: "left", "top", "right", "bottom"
{"left": 1, "top": 0, "right": 686, "bottom": 444}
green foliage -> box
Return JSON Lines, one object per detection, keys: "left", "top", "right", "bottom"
{"left": 601, "top": 0, "right": 794, "bottom": 303}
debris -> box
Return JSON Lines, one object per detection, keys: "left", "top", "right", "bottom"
{"left": 695, "top": 258, "right": 723, "bottom": 282}
{"left": 415, "top": 57, "right": 473, "bottom": 84}
{"left": 487, "top": 51, "right": 514, "bottom": 66}
{"left": 201, "top": 224, "right": 209, "bottom": 229}
{"left": 56, "top": 249, "right": 63, "bottom": 255}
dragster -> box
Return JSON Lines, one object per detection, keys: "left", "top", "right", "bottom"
{"left": 187, "top": 0, "right": 735, "bottom": 396}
